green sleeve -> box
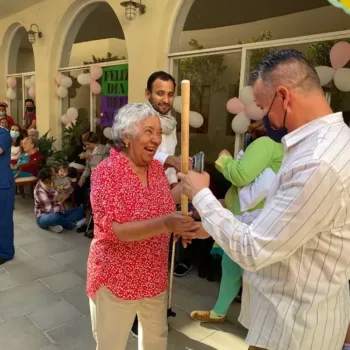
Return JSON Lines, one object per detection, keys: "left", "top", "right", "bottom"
{"left": 218, "top": 137, "right": 275, "bottom": 187}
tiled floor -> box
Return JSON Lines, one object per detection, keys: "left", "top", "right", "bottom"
{"left": 0, "top": 196, "right": 249, "bottom": 350}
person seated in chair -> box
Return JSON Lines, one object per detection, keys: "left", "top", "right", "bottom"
{"left": 10, "top": 124, "right": 23, "bottom": 166}
{"left": 34, "top": 168, "right": 85, "bottom": 233}
{"left": 11, "top": 136, "right": 42, "bottom": 178}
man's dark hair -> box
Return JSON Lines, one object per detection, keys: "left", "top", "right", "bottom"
{"left": 82, "top": 131, "right": 99, "bottom": 144}
{"left": 249, "top": 50, "right": 321, "bottom": 92}
{"left": 146, "top": 71, "right": 176, "bottom": 91}
{"left": 25, "top": 99, "right": 36, "bottom": 106}
{"left": 38, "top": 168, "right": 52, "bottom": 182}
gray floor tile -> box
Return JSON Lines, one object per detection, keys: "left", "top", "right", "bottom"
{"left": 47, "top": 316, "right": 95, "bottom": 350}
{"left": 0, "top": 273, "right": 22, "bottom": 291}
{"left": 59, "top": 284, "right": 90, "bottom": 316}
{"left": 51, "top": 249, "right": 88, "bottom": 266}
{"left": 5, "top": 247, "right": 33, "bottom": 267}
{"left": 3, "top": 256, "right": 66, "bottom": 283}
{"left": 0, "top": 316, "right": 52, "bottom": 349}
{"left": 14, "top": 231, "right": 46, "bottom": 246}
{"left": 0, "top": 267, "right": 6, "bottom": 274}
{"left": 168, "top": 307, "right": 216, "bottom": 341}
{"left": 167, "top": 330, "right": 218, "bottom": 350}
{"left": 0, "top": 281, "right": 61, "bottom": 320}
{"left": 19, "top": 238, "right": 73, "bottom": 259}
{"left": 65, "top": 259, "right": 88, "bottom": 279}
{"left": 41, "top": 271, "right": 85, "bottom": 293}
{"left": 27, "top": 300, "right": 82, "bottom": 332}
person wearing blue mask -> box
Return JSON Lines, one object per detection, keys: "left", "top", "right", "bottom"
{"left": 10, "top": 124, "right": 23, "bottom": 165}
{"left": 179, "top": 50, "right": 350, "bottom": 350}
{"left": 0, "top": 121, "right": 15, "bottom": 265}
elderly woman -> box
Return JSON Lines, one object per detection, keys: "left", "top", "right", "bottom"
{"left": 88, "top": 103, "right": 197, "bottom": 350}
{"left": 12, "top": 136, "right": 42, "bottom": 178}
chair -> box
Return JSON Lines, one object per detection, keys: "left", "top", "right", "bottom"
{"left": 14, "top": 155, "right": 43, "bottom": 199}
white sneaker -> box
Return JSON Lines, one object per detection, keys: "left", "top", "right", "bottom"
{"left": 75, "top": 218, "right": 86, "bottom": 229}
{"left": 48, "top": 225, "right": 63, "bottom": 233}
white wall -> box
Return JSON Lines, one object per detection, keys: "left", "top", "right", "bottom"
{"left": 179, "top": 6, "right": 350, "bottom": 51}
{"left": 69, "top": 38, "right": 127, "bottom": 67}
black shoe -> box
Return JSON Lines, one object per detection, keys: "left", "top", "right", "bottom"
{"left": 76, "top": 224, "right": 87, "bottom": 233}
{"left": 84, "top": 230, "right": 94, "bottom": 239}
{"left": 174, "top": 263, "right": 193, "bottom": 277}
{"left": 0, "top": 258, "right": 9, "bottom": 265}
{"left": 131, "top": 317, "right": 138, "bottom": 338}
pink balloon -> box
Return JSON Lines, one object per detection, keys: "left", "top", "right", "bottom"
{"left": 226, "top": 97, "right": 245, "bottom": 114}
{"left": 330, "top": 41, "right": 350, "bottom": 70}
{"left": 60, "top": 114, "right": 70, "bottom": 125}
{"left": 90, "top": 81, "right": 101, "bottom": 95}
{"left": 90, "top": 65, "right": 103, "bottom": 81}
{"left": 7, "top": 77, "right": 17, "bottom": 88}
{"left": 244, "top": 102, "right": 264, "bottom": 121}
{"left": 28, "top": 86, "right": 36, "bottom": 98}
{"left": 56, "top": 73, "right": 63, "bottom": 85}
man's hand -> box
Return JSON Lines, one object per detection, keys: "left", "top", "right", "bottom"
{"left": 218, "top": 149, "right": 232, "bottom": 158}
{"left": 165, "top": 156, "right": 192, "bottom": 172}
{"left": 177, "top": 171, "right": 210, "bottom": 199}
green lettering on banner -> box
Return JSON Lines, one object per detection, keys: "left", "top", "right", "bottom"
{"left": 102, "top": 64, "right": 128, "bottom": 97}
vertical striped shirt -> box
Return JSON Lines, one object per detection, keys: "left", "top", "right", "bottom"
{"left": 193, "top": 113, "right": 350, "bottom": 350}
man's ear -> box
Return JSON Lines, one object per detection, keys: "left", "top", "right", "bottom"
{"left": 145, "top": 89, "right": 151, "bottom": 100}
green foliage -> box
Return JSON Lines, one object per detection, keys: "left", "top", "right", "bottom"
{"left": 61, "top": 114, "right": 90, "bottom": 161}
{"left": 306, "top": 39, "right": 350, "bottom": 66}
{"left": 37, "top": 131, "right": 67, "bottom": 167}
{"left": 83, "top": 52, "right": 126, "bottom": 65}
{"left": 237, "top": 30, "right": 274, "bottom": 71}
{"left": 179, "top": 39, "right": 227, "bottom": 114}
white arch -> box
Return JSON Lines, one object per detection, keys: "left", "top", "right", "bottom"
{"left": 1, "top": 23, "right": 34, "bottom": 75}
{"left": 50, "top": 0, "right": 126, "bottom": 70}
{"left": 167, "top": 0, "right": 195, "bottom": 53}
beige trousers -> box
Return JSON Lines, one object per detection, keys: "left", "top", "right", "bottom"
{"left": 89, "top": 286, "right": 168, "bottom": 350}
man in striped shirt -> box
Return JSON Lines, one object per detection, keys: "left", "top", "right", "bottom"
{"left": 179, "top": 50, "right": 350, "bottom": 350}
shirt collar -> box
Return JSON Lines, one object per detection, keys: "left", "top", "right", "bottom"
{"left": 282, "top": 112, "right": 344, "bottom": 149}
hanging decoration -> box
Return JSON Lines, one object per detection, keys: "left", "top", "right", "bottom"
{"left": 57, "top": 86, "right": 68, "bottom": 99}
{"left": 6, "top": 77, "right": 17, "bottom": 89}
{"left": 225, "top": 87, "right": 264, "bottom": 134}
{"left": 103, "top": 127, "right": 112, "bottom": 139}
{"left": 77, "top": 73, "right": 91, "bottom": 86}
{"left": 172, "top": 95, "right": 204, "bottom": 129}
{"left": 6, "top": 77, "right": 17, "bottom": 101}
{"left": 314, "top": 41, "right": 350, "bottom": 92}
{"left": 328, "top": 0, "right": 350, "bottom": 14}
{"left": 60, "top": 107, "right": 79, "bottom": 125}
{"left": 6, "top": 88, "right": 16, "bottom": 100}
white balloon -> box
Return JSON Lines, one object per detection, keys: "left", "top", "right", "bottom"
{"left": 334, "top": 68, "right": 350, "bottom": 92}
{"left": 77, "top": 73, "right": 91, "bottom": 86}
{"left": 6, "top": 88, "right": 16, "bottom": 100}
{"left": 30, "top": 76, "right": 35, "bottom": 85}
{"left": 57, "top": 86, "right": 68, "bottom": 99}
{"left": 239, "top": 86, "right": 255, "bottom": 105}
{"left": 189, "top": 111, "right": 204, "bottom": 128}
{"left": 315, "top": 66, "right": 335, "bottom": 86}
{"left": 61, "top": 76, "right": 73, "bottom": 88}
{"left": 173, "top": 96, "right": 182, "bottom": 113}
{"left": 25, "top": 78, "right": 32, "bottom": 89}
{"left": 231, "top": 111, "right": 250, "bottom": 134}
{"left": 103, "top": 127, "right": 112, "bottom": 139}
{"left": 67, "top": 107, "right": 78, "bottom": 121}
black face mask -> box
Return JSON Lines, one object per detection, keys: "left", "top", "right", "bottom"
{"left": 262, "top": 116, "right": 288, "bottom": 143}
{"left": 263, "top": 93, "right": 288, "bottom": 143}
{"left": 26, "top": 107, "right": 34, "bottom": 113}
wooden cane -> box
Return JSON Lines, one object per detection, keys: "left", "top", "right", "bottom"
{"left": 168, "top": 80, "right": 190, "bottom": 316}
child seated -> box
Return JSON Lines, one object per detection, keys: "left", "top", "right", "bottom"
{"left": 54, "top": 165, "right": 73, "bottom": 197}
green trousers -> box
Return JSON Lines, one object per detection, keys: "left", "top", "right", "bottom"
{"left": 213, "top": 252, "right": 243, "bottom": 316}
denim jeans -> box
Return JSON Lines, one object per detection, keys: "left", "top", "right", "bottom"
{"left": 37, "top": 207, "right": 84, "bottom": 230}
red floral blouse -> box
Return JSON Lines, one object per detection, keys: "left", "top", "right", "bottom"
{"left": 87, "top": 149, "right": 176, "bottom": 300}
